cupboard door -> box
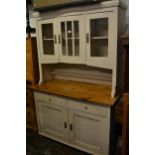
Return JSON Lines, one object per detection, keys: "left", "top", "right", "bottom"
{"left": 36, "top": 101, "right": 68, "bottom": 143}
{"left": 86, "top": 12, "right": 115, "bottom": 69}
{"left": 38, "top": 19, "right": 59, "bottom": 63}
{"left": 69, "top": 109, "right": 110, "bottom": 155}
{"left": 58, "top": 15, "right": 85, "bottom": 64}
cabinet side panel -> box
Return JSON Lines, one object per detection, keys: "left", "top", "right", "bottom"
{"left": 111, "top": 8, "right": 118, "bottom": 97}
{"left": 35, "top": 21, "right": 44, "bottom": 84}
{"left": 115, "top": 7, "right": 126, "bottom": 96}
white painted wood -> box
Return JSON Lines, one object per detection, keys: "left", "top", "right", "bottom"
{"left": 110, "top": 8, "right": 118, "bottom": 97}
{"left": 86, "top": 11, "right": 115, "bottom": 69}
{"left": 34, "top": 92, "right": 69, "bottom": 143}
{"left": 39, "top": 64, "right": 112, "bottom": 85}
{"left": 53, "top": 72, "right": 112, "bottom": 85}
{"left": 51, "top": 64, "right": 112, "bottom": 85}
{"left": 69, "top": 109, "right": 110, "bottom": 155}
{"left": 34, "top": 0, "right": 127, "bottom": 98}
{"left": 35, "top": 21, "right": 44, "bottom": 84}
{"left": 58, "top": 15, "right": 85, "bottom": 64}
{"left": 38, "top": 18, "right": 59, "bottom": 63}
{"left": 34, "top": 91, "right": 111, "bottom": 155}
{"left": 36, "top": 64, "right": 113, "bottom": 85}
{"left": 34, "top": 91, "right": 67, "bottom": 107}
{"left": 38, "top": 101, "right": 69, "bottom": 142}
{"left": 68, "top": 99, "right": 108, "bottom": 117}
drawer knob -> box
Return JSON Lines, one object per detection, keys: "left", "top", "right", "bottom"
{"left": 49, "top": 98, "right": 52, "bottom": 102}
{"left": 85, "top": 106, "right": 88, "bottom": 110}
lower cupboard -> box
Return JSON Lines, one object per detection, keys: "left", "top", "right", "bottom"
{"left": 34, "top": 91, "right": 112, "bottom": 155}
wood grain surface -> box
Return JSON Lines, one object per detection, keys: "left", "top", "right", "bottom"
{"left": 26, "top": 37, "right": 39, "bottom": 84}
{"left": 31, "top": 80, "right": 119, "bottom": 106}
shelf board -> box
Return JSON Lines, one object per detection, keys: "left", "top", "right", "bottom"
{"left": 91, "top": 36, "right": 108, "bottom": 39}
{"left": 43, "top": 38, "right": 54, "bottom": 41}
{"left": 62, "top": 37, "right": 79, "bottom": 40}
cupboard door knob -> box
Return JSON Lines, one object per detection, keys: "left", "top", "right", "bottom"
{"left": 85, "top": 106, "right": 88, "bottom": 110}
{"left": 54, "top": 35, "right": 57, "bottom": 44}
{"left": 70, "top": 124, "right": 73, "bottom": 131}
{"left": 64, "top": 122, "right": 67, "bottom": 129}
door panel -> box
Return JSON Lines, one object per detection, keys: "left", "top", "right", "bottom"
{"left": 37, "top": 101, "right": 68, "bottom": 142}
{"left": 69, "top": 109, "right": 109, "bottom": 155}
{"left": 58, "top": 15, "right": 85, "bottom": 63}
{"left": 42, "top": 23, "right": 54, "bottom": 55}
{"left": 38, "top": 19, "right": 59, "bottom": 63}
{"left": 86, "top": 12, "right": 115, "bottom": 69}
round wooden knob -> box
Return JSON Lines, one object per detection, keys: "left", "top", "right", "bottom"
{"left": 85, "top": 106, "right": 88, "bottom": 110}
{"left": 49, "top": 98, "right": 52, "bottom": 102}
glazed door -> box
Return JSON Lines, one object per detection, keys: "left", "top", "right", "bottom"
{"left": 86, "top": 12, "right": 115, "bottom": 69}
{"left": 38, "top": 18, "right": 59, "bottom": 63}
{"left": 58, "top": 15, "right": 85, "bottom": 64}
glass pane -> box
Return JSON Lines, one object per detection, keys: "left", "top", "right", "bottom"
{"left": 42, "top": 24, "right": 53, "bottom": 39}
{"left": 91, "top": 39, "right": 108, "bottom": 57}
{"left": 62, "top": 38, "right": 66, "bottom": 56}
{"left": 91, "top": 18, "right": 108, "bottom": 37}
{"left": 42, "top": 23, "right": 54, "bottom": 55}
{"left": 61, "top": 22, "right": 66, "bottom": 56}
{"left": 74, "top": 21, "right": 79, "bottom": 38}
{"left": 61, "top": 22, "right": 65, "bottom": 39}
{"left": 43, "top": 40, "right": 54, "bottom": 55}
{"left": 67, "top": 21, "right": 72, "bottom": 38}
{"left": 68, "top": 39, "right": 73, "bottom": 56}
{"left": 74, "top": 39, "right": 79, "bottom": 56}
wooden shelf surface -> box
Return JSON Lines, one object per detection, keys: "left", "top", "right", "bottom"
{"left": 32, "top": 80, "right": 119, "bottom": 106}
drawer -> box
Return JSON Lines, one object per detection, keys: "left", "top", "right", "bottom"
{"left": 68, "top": 99, "right": 109, "bottom": 117}
{"left": 34, "top": 91, "right": 67, "bottom": 107}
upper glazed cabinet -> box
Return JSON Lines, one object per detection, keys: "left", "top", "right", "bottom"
{"left": 58, "top": 15, "right": 85, "bottom": 63}
{"left": 86, "top": 12, "right": 115, "bottom": 69}
{"left": 38, "top": 18, "right": 59, "bottom": 63}
{"left": 37, "top": 12, "right": 115, "bottom": 69}
{"left": 35, "top": 2, "right": 126, "bottom": 70}
{"left": 38, "top": 15, "right": 85, "bottom": 64}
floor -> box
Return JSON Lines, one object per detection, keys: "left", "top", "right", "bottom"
{"left": 26, "top": 127, "right": 121, "bottom": 155}
{"left": 26, "top": 128, "right": 90, "bottom": 155}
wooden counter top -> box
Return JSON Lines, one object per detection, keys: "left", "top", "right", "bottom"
{"left": 32, "top": 80, "right": 119, "bottom": 106}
